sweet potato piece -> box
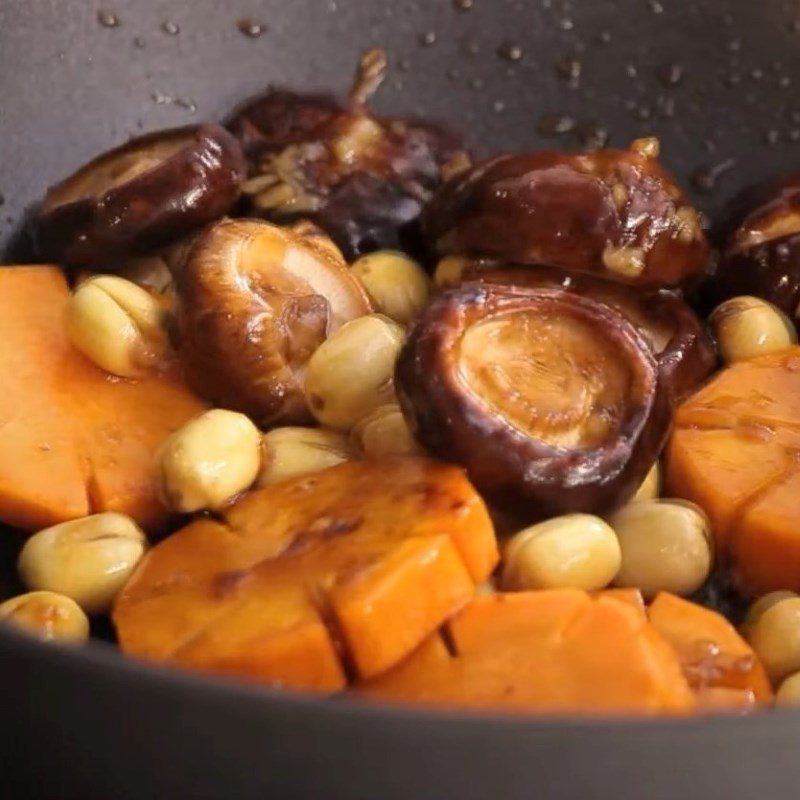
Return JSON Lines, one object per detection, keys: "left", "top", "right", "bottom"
{"left": 358, "top": 591, "right": 695, "bottom": 715}
{"left": 666, "top": 347, "right": 800, "bottom": 594}
{"left": 0, "top": 266, "right": 206, "bottom": 531}
{"left": 674, "top": 350, "right": 800, "bottom": 432}
{"left": 693, "top": 687, "right": 759, "bottom": 713}
{"left": 597, "top": 588, "right": 646, "bottom": 616}
{"left": 77, "top": 369, "right": 206, "bottom": 530}
{"left": 114, "top": 458, "right": 498, "bottom": 690}
{"left": 648, "top": 593, "right": 772, "bottom": 708}
{"left": 171, "top": 577, "right": 346, "bottom": 690}
{"left": 734, "top": 471, "right": 800, "bottom": 596}
{"left": 666, "top": 428, "right": 792, "bottom": 553}
{"left": 0, "top": 267, "right": 91, "bottom": 529}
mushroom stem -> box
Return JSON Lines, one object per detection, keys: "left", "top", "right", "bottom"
{"left": 349, "top": 48, "right": 388, "bottom": 108}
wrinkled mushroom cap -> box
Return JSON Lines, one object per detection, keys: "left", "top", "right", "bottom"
{"left": 175, "top": 218, "right": 371, "bottom": 425}
{"left": 396, "top": 283, "right": 672, "bottom": 518}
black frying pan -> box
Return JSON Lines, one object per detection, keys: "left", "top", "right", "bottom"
{"left": 2, "top": 1, "right": 800, "bottom": 797}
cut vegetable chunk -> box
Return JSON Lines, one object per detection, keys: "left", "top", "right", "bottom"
{"left": 648, "top": 593, "right": 772, "bottom": 709}
{"left": 0, "top": 266, "right": 206, "bottom": 531}
{"left": 666, "top": 347, "right": 800, "bottom": 594}
{"left": 114, "top": 458, "right": 498, "bottom": 689}
{"left": 734, "top": 472, "right": 800, "bottom": 596}
{"left": 674, "top": 350, "right": 800, "bottom": 432}
{"left": 597, "top": 588, "right": 647, "bottom": 616}
{"left": 0, "top": 268, "right": 90, "bottom": 528}
{"left": 359, "top": 591, "right": 695, "bottom": 715}
{"left": 666, "top": 429, "right": 791, "bottom": 553}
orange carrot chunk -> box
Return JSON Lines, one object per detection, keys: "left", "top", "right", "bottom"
{"left": 0, "top": 266, "right": 206, "bottom": 532}
{"left": 0, "top": 267, "right": 90, "bottom": 529}
{"left": 359, "top": 591, "right": 695, "bottom": 715}
{"left": 666, "top": 346, "right": 800, "bottom": 595}
{"left": 667, "top": 428, "right": 792, "bottom": 554}
{"left": 648, "top": 592, "right": 773, "bottom": 709}
{"left": 734, "top": 471, "right": 800, "bottom": 597}
{"left": 113, "top": 458, "right": 498, "bottom": 690}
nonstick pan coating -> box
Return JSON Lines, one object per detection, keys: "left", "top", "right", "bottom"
{"left": 2, "top": 1, "right": 800, "bottom": 798}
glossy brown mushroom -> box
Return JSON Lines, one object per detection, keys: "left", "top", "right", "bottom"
{"left": 174, "top": 218, "right": 371, "bottom": 426}
{"left": 465, "top": 266, "right": 716, "bottom": 402}
{"left": 706, "top": 174, "right": 800, "bottom": 316}
{"left": 424, "top": 139, "right": 710, "bottom": 289}
{"left": 395, "top": 283, "right": 673, "bottom": 519}
{"left": 35, "top": 125, "right": 247, "bottom": 269}
{"left": 229, "top": 50, "right": 464, "bottom": 260}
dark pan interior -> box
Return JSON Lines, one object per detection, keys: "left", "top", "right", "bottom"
{"left": 3, "top": 0, "right": 800, "bottom": 257}
{"left": 2, "top": 1, "right": 800, "bottom": 798}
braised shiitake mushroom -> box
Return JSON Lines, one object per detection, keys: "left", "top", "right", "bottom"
{"left": 229, "top": 50, "right": 465, "bottom": 260}
{"left": 424, "top": 138, "right": 710, "bottom": 289}
{"left": 35, "top": 125, "right": 247, "bottom": 269}
{"left": 174, "top": 218, "right": 371, "bottom": 426}
{"left": 706, "top": 174, "right": 800, "bottom": 317}
{"left": 467, "top": 266, "right": 715, "bottom": 401}
{"left": 395, "top": 283, "right": 672, "bottom": 518}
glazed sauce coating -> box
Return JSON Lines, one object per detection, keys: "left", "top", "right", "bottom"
{"left": 424, "top": 146, "right": 709, "bottom": 289}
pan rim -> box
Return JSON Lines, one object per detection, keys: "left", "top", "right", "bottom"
{"left": 3, "top": 620, "right": 796, "bottom": 731}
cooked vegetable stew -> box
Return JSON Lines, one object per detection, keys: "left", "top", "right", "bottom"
{"left": 4, "top": 50, "right": 800, "bottom": 717}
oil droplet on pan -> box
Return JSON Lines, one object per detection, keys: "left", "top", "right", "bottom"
{"left": 497, "top": 42, "right": 523, "bottom": 61}
{"left": 657, "top": 62, "right": 684, "bottom": 87}
{"left": 537, "top": 113, "right": 576, "bottom": 136}
{"left": 237, "top": 19, "right": 267, "bottom": 38}
{"left": 555, "top": 57, "right": 581, "bottom": 83}
{"left": 691, "top": 158, "right": 736, "bottom": 193}
{"left": 97, "top": 10, "right": 120, "bottom": 28}
{"left": 152, "top": 91, "right": 197, "bottom": 113}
